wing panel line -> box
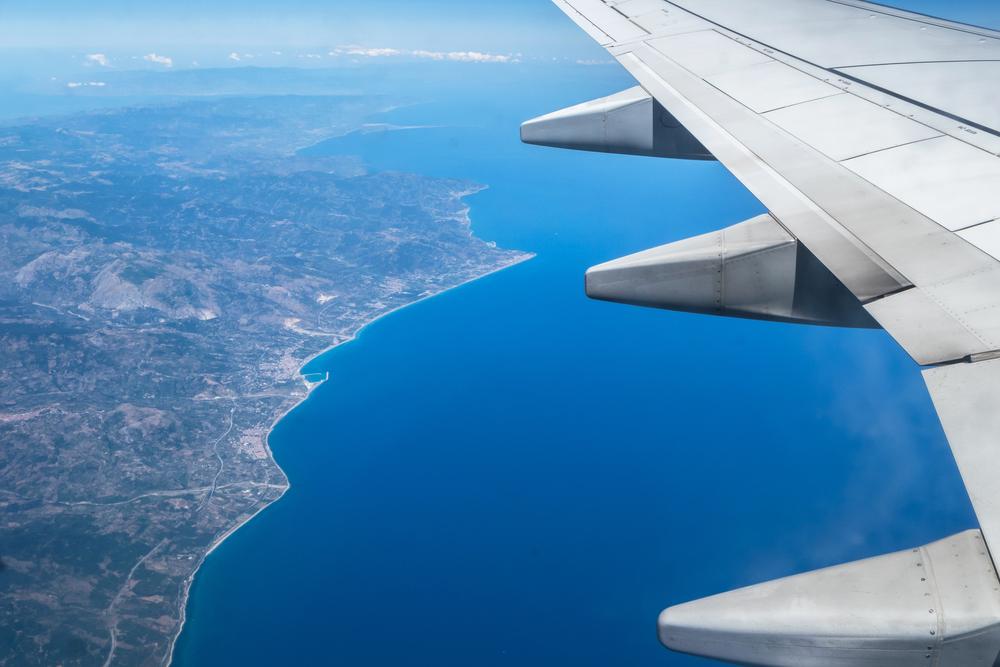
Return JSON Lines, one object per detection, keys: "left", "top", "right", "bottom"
{"left": 622, "top": 44, "right": 1000, "bottom": 363}
{"left": 657, "top": 0, "right": 1000, "bottom": 137}
{"left": 617, "top": 49, "right": 909, "bottom": 299}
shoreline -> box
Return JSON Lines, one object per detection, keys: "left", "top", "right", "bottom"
{"left": 163, "top": 250, "right": 534, "bottom": 667}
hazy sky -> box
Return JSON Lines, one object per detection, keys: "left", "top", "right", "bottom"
{"left": 1, "top": 0, "right": 998, "bottom": 52}
{"left": 0, "top": 0, "right": 997, "bottom": 73}
{"left": 0, "top": 0, "right": 572, "bottom": 53}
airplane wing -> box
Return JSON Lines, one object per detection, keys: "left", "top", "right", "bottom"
{"left": 523, "top": 2, "right": 1000, "bottom": 665}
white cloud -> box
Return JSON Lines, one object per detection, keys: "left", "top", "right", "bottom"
{"left": 345, "top": 47, "right": 402, "bottom": 57}
{"left": 143, "top": 53, "right": 173, "bottom": 67}
{"left": 329, "top": 45, "right": 516, "bottom": 63}
{"left": 85, "top": 53, "right": 110, "bottom": 67}
{"left": 412, "top": 50, "right": 515, "bottom": 63}
{"left": 575, "top": 58, "right": 615, "bottom": 66}
{"left": 67, "top": 81, "right": 107, "bottom": 88}
{"left": 228, "top": 52, "right": 241, "bottom": 62}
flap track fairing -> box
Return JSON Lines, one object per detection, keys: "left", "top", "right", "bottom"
{"left": 585, "top": 213, "right": 878, "bottom": 328}
{"left": 520, "top": 86, "right": 715, "bottom": 160}
{"left": 662, "top": 530, "right": 1000, "bottom": 667}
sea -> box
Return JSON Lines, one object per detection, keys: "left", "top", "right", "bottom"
{"left": 169, "top": 62, "right": 974, "bottom": 666}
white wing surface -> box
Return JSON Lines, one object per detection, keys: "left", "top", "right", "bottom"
{"left": 526, "top": 2, "right": 1000, "bottom": 665}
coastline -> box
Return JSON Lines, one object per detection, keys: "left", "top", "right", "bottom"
{"left": 163, "top": 249, "right": 534, "bottom": 667}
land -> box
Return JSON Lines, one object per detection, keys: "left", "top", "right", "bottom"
{"left": 0, "top": 94, "right": 531, "bottom": 665}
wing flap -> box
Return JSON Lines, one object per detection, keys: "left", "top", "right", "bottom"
{"left": 646, "top": 30, "right": 771, "bottom": 76}
{"left": 866, "top": 288, "right": 993, "bottom": 365}
{"left": 959, "top": 220, "right": 1000, "bottom": 262}
{"left": 842, "top": 136, "right": 1000, "bottom": 232}
{"left": 924, "top": 358, "right": 1000, "bottom": 558}
{"left": 763, "top": 92, "right": 943, "bottom": 161}
{"left": 838, "top": 61, "right": 1000, "bottom": 133}
{"left": 705, "top": 59, "right": 842, "bottom": 113}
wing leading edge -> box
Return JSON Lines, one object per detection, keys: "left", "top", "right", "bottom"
{"left": 527, "top": 1, "right": 1000, "bottom": 665}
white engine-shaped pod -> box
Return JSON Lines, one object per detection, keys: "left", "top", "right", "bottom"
{"left": 661, "top": 530, "right": 1000, "bottom": 667}
{"left": 520, "top": 86, "right": 714, "bottom": 160}
{"left": 585, "top": 213, "right": 878, "bottom": 328}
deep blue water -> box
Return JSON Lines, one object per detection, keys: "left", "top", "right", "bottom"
{"left": 173, "top": 63, "right": 975, "bottom": 666}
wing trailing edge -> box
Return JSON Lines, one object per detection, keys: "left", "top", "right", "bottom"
{"left": 924, "top": 358, "right": 1000, "bottom": 560}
